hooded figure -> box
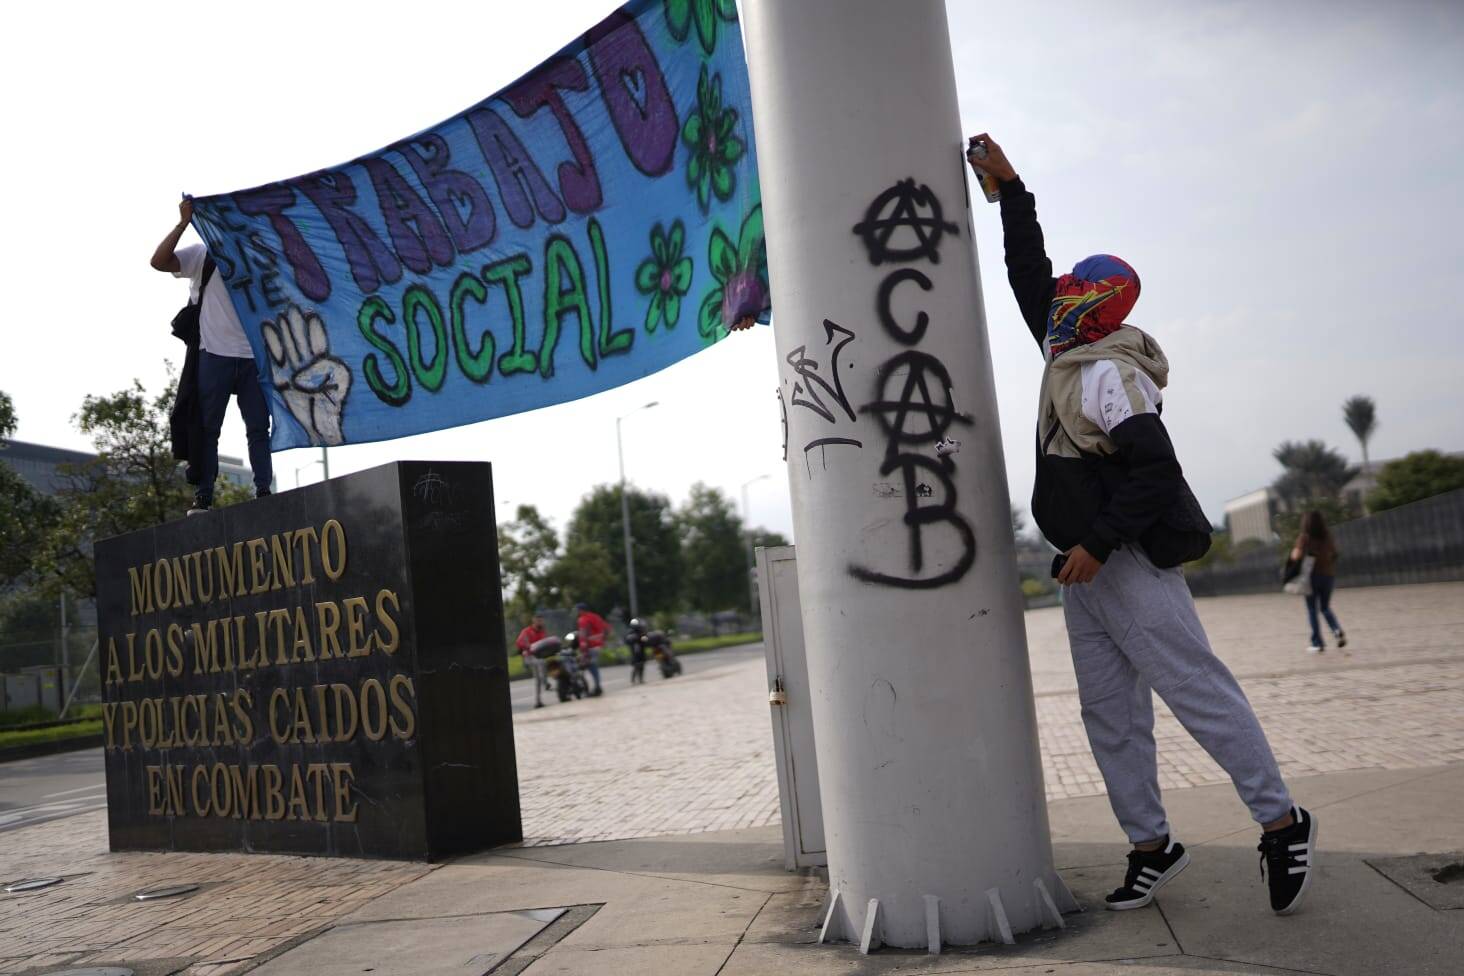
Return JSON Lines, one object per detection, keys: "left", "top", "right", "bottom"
{"left": 1000, "top": 209, "right": 1211, "bottom": 567}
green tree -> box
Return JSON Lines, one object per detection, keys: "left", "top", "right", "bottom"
{"left": 562, "top": 484, "right": 683, "bottom": 615}
{"left": 1342, "top": 395, "right": 1378, "bottom": 467}
{"left": 676, "top": 482, "right": 746, "bottom": 613}
{"left": 1367, "top": 450, "right": 1464, "bottom": 512}
{"left": 748, "top": 527, "right": 790, "bottom": 551}
{"left": 0, "top": 391, "right": 61, "bottom": 587}
{"left": 32, "top": 378, "right": 249, "bottom": 598}
{"left": 497, "top": 504, "right": 561, "bottom": 624}
{"left": 1271, "top": 440, "right": 1358, "bottom": 510}
{"left": 547, "top": 538, "right": 620, "bottom": 611}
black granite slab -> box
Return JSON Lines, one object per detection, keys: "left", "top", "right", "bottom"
{"left": 93, "top": 461, "right": 521, "bottom": 861}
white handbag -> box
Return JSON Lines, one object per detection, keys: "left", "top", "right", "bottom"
{"left": 1283, "top": 554, "right": 1315, "bottom": 596}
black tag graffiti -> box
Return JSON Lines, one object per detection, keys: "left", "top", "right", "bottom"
{"left": 847, "top": 180, "right": 976, "bottom": 589}
{"left": 851, "top": 178, "right": 958, "bottom": 266}
{"left": 787, "top": 318, "right": 857, "bottom": 424}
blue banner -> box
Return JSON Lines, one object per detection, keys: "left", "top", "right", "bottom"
{"left": 191, "top": 0, "right": 766, "bottom": 451}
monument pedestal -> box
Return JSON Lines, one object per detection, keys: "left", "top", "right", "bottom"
{"left": 94, "top": 460, "right": 520, "bottom": 861}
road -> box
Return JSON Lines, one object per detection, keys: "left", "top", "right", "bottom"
{"left": 0, "top": 643, "right": 766, "bottom": 836}
{"left": 0, "top": 747, "right": 107, "bottom": 834}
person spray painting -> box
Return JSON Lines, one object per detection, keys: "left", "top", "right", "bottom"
{"left": 966, "top": 134, "right": 1318, "bottom": 916}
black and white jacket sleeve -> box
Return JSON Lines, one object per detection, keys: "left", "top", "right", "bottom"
{"left": 997, "top": 177, "right": 1056, "bottom": 348}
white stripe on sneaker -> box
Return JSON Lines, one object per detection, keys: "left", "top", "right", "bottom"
{"left": 1288, "top": 866, "right": 1308, "bottom": 875}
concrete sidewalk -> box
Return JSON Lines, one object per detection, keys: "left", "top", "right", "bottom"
{"left": 4, "top": 585, "right": 1461, "bottom": 974}
{"left": 224, "top": 763, "right": 1463, "bottom": 976}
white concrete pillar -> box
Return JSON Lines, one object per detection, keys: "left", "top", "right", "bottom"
{"left": 742, "top": 0, "right": 1075, "bottom": 950}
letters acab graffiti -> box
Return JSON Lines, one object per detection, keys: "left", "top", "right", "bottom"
{"left": 848, "top": 178, "right": 976, "bottom": 590}
{"left": 190, "top": 0, "right": 766, "bottom": 451}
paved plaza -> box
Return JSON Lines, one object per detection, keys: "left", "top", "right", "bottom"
{"left": 1, "top": 581, "right": 1461, "bottom": 974}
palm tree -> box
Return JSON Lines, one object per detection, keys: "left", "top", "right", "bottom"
{"left": 1271, "top": 440, "right": 1358, "bottom": 507}
{"left": 1342, "top": 395, "right": 1377, "bottom": 468}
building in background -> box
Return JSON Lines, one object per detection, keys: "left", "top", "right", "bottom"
{"left": 1224, "top": 487, "right": 1282, "bottom": 545}
{"left": 1, "top": 440, "right": 253, "bottom": 496}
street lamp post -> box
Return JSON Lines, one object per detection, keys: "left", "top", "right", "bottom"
{"left": 294, "top": 458, "right": 326, "bottom": 489}
{"left": 740, "top": 474, "right": 771, "bottom": 618}
{"left": 616, "top": 401, "right": 659, "bottom": 619}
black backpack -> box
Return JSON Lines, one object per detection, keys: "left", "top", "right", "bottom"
{"left": 169, "top": 256, "right": 216, "bottom": 346}
{"left": 168, "top": 255, "right": 216, "bottom": 467}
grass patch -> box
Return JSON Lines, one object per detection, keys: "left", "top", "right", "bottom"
{"left": 503, "top": 631, "right": 762, "bottom": 681}
{"left": 0, "top": 702, "right": 103, "bottom": 729}
{"left": 0, "top": 718, "right": 103, "bottom": 751}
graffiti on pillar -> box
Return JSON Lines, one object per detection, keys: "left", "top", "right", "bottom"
{"left": 803, "top": 437, "right": 864, "bottom": 477}
{"left": 777, "top": 388, "right": 789, "bottom": 462}
{"left": 781, "top": 316, "right": 864, "bottom": 477}
{"left": 847, "top": 179, "right": 976, "bottom": 589}
{"left": 852, "top": 178, "right": 958, "bottom": 266}
{"left": 787, "top": 319, "right": 857, "bottom": 424}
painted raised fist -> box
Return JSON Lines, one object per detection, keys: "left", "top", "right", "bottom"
{"left": 261, "top": 305, "right": 352, "bottom": 446}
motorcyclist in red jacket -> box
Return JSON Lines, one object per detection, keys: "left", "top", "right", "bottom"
{"left": 574, "top": 603, "right": 608, "bottom": 697}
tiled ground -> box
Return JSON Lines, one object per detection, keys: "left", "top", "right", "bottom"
{"left": 1, "top": 581, "right": 1460, "bottom": 973}
{"left": 0, "top": 819, "right": 427, "bottom": 975}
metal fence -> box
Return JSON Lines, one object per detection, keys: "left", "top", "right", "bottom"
{"left": 1186, "top": 488, "right": 1464, "bottom": 597}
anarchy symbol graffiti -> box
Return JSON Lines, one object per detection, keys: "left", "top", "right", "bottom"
{"left": 851, "top": 178, "right": 958, "bottom": 265}
{"left": 860, "top": 351, "right": 970, "bottom": 444}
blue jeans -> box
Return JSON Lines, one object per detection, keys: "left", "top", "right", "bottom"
{"left": 197, "top": 350, "right": 272, "bottom": 503}
{"left": 1305, "top": 573, "right": 1342, "bottom": 645}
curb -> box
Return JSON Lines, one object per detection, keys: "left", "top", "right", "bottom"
{"left": 0, "top": 732, "right": 105, "bottom": 764}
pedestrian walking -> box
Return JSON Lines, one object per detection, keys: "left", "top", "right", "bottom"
{"left": 969, "top": 133, "right": 1318, "bottom": 917}
{"left": 1292, "top": 511, "right": 1347, "bottom": 653}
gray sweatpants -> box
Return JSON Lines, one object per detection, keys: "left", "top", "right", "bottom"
{"left": 1063, "top": 546, "right": 1292, "bottom": 844}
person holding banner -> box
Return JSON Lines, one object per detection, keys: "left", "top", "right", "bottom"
{"left": 152, "top": 199, "right": 273, "bottom": 514}
{"left": 967, "top": 133, "right": 1318, "bottom": 917}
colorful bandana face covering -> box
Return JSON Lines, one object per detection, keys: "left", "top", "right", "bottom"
{"left": 1046, "top": 254, "right": 1140, "bottom": 360}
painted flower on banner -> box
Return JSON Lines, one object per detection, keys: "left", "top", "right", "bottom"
{"left": 683, "top": 65, "right": 745, "bottom": 213}
{"left": 635, "top": 220, "right": 694, "bottom": 332}
{"left": 698, "top": 205, "right": 768, "bottom": 343}
{"left": 664, "top": 0, "right": 738, "bottom": 55}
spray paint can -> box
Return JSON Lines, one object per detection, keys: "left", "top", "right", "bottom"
{"left": 966, "top": 137, "right": 1001, "bottom": 203}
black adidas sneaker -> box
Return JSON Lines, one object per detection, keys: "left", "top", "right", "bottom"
{"left": 1105, "top": 836, "right": 1190, "bottom": 910}
{"left": 1259, "top": 805, "right": 1318, "bottom": 914}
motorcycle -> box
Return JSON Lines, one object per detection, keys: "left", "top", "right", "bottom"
{"left": 627, "top": 619, "right": 682, "bottom": 679}
{"left": 533, "top": 635, "right": 589, "bottom": 703}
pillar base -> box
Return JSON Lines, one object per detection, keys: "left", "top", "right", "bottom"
{"left": 820, "top": 871, "right": 1080, "bottom": 954}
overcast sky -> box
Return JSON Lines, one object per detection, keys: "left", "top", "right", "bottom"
{"left": 3, "top": 0, "right": 1460, "bottom": 542}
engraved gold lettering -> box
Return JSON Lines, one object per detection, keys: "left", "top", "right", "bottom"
{"left": 388, "top": 675, "right": 417, "bottom": 739}
{"left": 268, "top": 688, "right": 291, "bottom": 744}
{"left": 129, "top": 564, "right": 153, "bottom": 615}
{"left": 360, "top": 678, "right": 388, "bottom": 741}
{"left": 331, "top": 763, "right": 358, "bottom": 822}
{"left": 247, "top": 537, "right": 271, "bottom": 594}
{"left": 316, "top": 600, "right": 343, "bottom": 659}
{"left": 375, "top": 589, "right": 401, "bottom": 654}
{"left": 165, "top": 623, "right": 185, "bottom": 677}
{"left": 321, "top": 519, "right": 347, "bottom": 580}
{"left": 262, "top": 765, "right": 286, "bottom": 820}
{"left": 344, "top": 597, "right": 373, "bottom": 658}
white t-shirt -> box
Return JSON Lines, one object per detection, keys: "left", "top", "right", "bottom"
{"left": 174, "top": 244, "right": 253, "bottom": 359}
{"left": 1079, "top": 359, "right": 1163, "bottom": 436}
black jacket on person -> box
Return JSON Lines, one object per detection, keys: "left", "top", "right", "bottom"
{"left": 998, "top": 178, "right": 1211, "bottom": 568}
{"left": 168, "top": 257, "right": 214, "bottom": 483}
